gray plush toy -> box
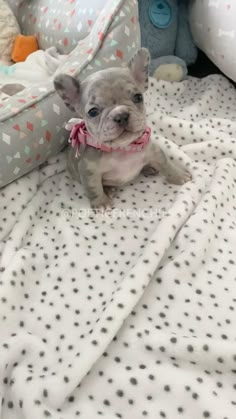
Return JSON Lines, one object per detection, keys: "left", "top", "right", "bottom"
{"left": 138, "top": 0, "right": 198, "bottom": 81}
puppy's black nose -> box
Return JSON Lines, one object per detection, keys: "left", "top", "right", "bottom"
{"left": 114, "top": 112, "right": 129, "bottom": 126}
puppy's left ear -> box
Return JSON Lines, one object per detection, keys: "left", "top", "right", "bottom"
{"left": 54, "top": 74, "right": 81, "bottom": 112}
{"left": 128, "top": 48, "right": 150, "bottom": 92}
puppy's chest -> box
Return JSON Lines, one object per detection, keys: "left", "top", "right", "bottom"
{"left": 101, "top": 149, "right": 148, "bottom": 186}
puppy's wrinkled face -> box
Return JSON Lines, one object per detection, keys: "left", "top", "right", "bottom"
{"left": 54, "top": 48, "right": 150, "bottom": 144}
{"left": 79, "top": 70, "right": 146, "bottom": 143}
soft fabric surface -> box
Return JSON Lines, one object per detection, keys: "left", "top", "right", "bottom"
{"left": 6, "top": 0, "right": 106, "bottom": 53}
{"left": 1, "top": 74, "right": 236, "bottom": 419}
{"left": 0, "top": 48, "right": 66, "bottom": 103}
{"left": 0, "top": 47, "right": 66, "bottom": 94}
{"left": 190, "top": 0, "right": 236, "bottom": 82}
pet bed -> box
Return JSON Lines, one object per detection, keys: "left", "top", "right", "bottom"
{"left": 0, "top": 0, "right": 140, "bottom": 188}
{"left": 189, "top": 0, "right": 236, "bottom": 82}
{"left": 1, "top": 73, "right": 236, "bottom": 419}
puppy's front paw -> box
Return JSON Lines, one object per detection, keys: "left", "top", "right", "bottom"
{"left": 142, "top": 166, "right": 158, "bottom": 177}
{"left": 166, "top": 170, "right": 192, "bottom": 185}
{"left": 103, "top": 186, "right": 117, "bottom": 199}
{"left": 91, "top": 194, "right": 113, "bottom": 212}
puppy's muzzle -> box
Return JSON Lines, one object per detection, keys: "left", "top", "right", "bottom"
{"left": 113, "top": 112, "right": 129, "bottom": 126}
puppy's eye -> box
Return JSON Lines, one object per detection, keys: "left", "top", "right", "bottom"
{"left": 132, "top": 93, "right": 143, "bottom": 104}
{"left": 88, "top": 107, "right": 100, "bottom": 117}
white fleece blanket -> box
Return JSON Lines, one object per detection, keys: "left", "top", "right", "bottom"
{"left": 0, "top": 47, "right": 66, "bottom": 101}
{"left": 1, "top": 74, "right": 236, "bottom": 419}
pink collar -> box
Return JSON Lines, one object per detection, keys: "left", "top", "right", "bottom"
{"left": 65, "top": 119, "right": 151, "bottom": 158}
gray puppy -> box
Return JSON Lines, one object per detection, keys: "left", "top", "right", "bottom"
{"left": 54, "top": 48, "right": 191, "bottom": 210}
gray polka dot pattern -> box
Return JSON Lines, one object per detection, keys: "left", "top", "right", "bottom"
{"left": 1, "top": 74, "right": 236, "bottom": 419}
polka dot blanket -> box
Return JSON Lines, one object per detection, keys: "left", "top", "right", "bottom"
{"left": 0, "top": 74, "right": 236, "bottom": 419}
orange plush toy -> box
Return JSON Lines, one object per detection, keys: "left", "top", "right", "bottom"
{"left": 11, "top": 35, "right": 39, "bottom": 63}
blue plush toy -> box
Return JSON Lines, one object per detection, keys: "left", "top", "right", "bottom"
{"left": 138, "top": 0, "right": 198, "bottom": 81}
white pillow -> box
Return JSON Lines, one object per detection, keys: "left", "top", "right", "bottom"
{"left": 0, "top": 0, "right": 20, "bottom": 64}
{"left": 190, "top": 0, "right": 236, "bottom": 83}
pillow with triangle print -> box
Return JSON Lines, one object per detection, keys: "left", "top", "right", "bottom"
{"left": 15, "top": 0, "right": 106, "bottom": 54}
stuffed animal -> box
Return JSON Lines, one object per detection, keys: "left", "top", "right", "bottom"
{"left": 138, "top": 0, "right": 198, "bottom": 81}
{"left": 11, "top": 35, "right": 39, "bottom": 62}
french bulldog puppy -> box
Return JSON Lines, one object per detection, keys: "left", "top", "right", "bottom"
{"left": 54, "top": 48, "right": 191, "bottom": 210}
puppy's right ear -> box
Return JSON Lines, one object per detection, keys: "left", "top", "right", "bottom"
{"left": 54, "top": 74, "right": 80, "bottom": 112}
{"left": 128, "top": 48, "right": 150, "bottom": 92}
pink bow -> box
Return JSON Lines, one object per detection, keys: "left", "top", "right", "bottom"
{"left": 69, "top": 121, "right": 90, "bottom": 157}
